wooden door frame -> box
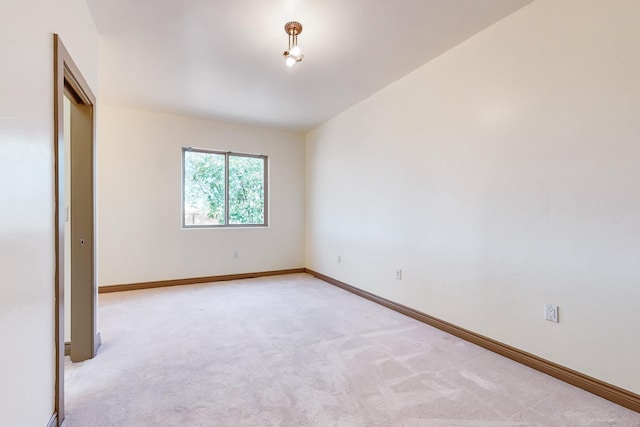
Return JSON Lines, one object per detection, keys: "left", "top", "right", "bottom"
{"left": 53, "top": 34, "right": 99, "bottom": 426}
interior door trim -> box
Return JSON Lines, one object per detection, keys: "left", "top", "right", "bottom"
{"left": 53, "top": 33, "right": 98, "bottom": 426}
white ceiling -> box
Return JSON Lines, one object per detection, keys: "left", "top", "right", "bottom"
{"left": 87, "top": 0, "right": 534, "bottom": 132}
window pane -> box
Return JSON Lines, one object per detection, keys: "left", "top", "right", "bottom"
{"left": 228, "top": 155, "right": 265, "bottom": 225}
{"left": 184, "top": 151, "right": 226, "bottom": 225}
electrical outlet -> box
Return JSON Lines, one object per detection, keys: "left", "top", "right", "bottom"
{"left": 395, "top": 269, "right": 402, "bottom": 280}
{"left": 544, "top": 304, "right": 558, "bottom": 322}
{"left": 233, "top": 251, "right": 239, "bottom": 259}
{"left": 337, "top": 255, "right": 341, "bottom": 264}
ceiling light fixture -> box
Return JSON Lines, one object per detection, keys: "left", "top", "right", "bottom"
{"left": 283, "top": 21, "right": 303, "bottom": 67}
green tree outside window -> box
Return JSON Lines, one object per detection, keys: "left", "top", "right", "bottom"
{"left": 183, "top": 149, "right": 267, "bottom": 227}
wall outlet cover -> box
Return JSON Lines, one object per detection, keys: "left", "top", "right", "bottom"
{"left": 545, "top": 303, "right": 559, "bottom": 322}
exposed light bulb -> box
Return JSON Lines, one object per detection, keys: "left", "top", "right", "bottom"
{"left": 283, "top": 22, "right": 304, "bottom": 67}
{"left": 290, "top": 46, "right": 301, "bottom": 57}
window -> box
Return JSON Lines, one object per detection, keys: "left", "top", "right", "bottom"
{"left": 182, "top": 148, "right": 268, "bottom": 227}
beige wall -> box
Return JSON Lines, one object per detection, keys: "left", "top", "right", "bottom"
{"left": 306, "top": 0, "right": 640, "bottom": 394}
{"left": 0, "top": 0, "right": 98, "bottom": 425}
{"left": 97, "top": 105, "right": 306, "bottom": 286}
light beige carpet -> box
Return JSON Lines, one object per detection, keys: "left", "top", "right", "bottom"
{"left": 64, "top": 273, "right": 640, "bottom": 426}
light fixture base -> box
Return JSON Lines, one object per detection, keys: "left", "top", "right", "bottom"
{"left": 284, "top": 21, "right": 302, "bottom": 35}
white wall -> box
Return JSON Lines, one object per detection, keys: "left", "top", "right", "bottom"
{"left": 0, "top": 0, "right": 98, "bottom": 425}
{"left": 306, "top": 0, "right": 640, "bottom": 394}
{"left": 64, "top": 96, "right": 72, "bottom": 342}
{"left": 98, "top": 106, "right": 305, "bottom": 286}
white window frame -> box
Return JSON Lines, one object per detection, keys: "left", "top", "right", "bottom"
{"left": 182, "top": 147, "right": 268, "bottom": 228}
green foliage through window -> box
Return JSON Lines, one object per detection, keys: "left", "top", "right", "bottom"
{"left": 183, "top": 148, "right": 267, "bottom": 227}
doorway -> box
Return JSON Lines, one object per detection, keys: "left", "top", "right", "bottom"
{"left": 53, "top": 34, "right": 100, "bottom": 426}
